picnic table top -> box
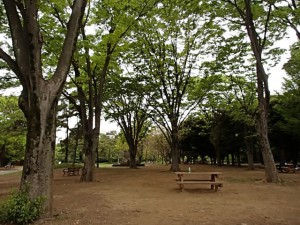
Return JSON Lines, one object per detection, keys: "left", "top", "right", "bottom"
{"left": 174, "top": 171, "right": 222, "bottom": 175}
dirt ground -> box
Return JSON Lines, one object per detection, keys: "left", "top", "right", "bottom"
{"left": 0, "top": 164, "right": 300, "bottom": 225}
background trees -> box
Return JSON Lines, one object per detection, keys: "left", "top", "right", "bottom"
{"left": 0, "top": 95, "right": 26, "bottom": 166}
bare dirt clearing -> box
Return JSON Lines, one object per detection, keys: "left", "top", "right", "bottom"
{"left": 1, "top": 164, "right": 299, "bottom": 225}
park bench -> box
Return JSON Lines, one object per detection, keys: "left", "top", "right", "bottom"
{"left": 276, "top": 164, "right": 296, "bottom": 173}
{"left": 176, "top": 180, "right": 223, "bottom": 192}
{"left": 175, "top": 171, "right": 223, "bottom": 192}
{"left": 4, "top": 162, "right": 14, "bottom": 169}
{"left": 63, "top": 167, "right": 81, "bottom": 176}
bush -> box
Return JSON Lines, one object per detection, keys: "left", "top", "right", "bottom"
{"left": 0, "top": 185, "right": 45, "bottom": 225}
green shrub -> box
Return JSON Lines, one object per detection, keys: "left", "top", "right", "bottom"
{"left": 0, "top": 185, "right": 45, "bottom": 225}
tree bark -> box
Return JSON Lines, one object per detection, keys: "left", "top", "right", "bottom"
{"left": 256, "top": 101, "right": 279, "bottom": 182}
{"left": 170, "top": 127, "right": 180, "bottom": 172}
{"left": 245, "top": 136, "right": 255, "bottom": 170}
{"left": 129, "top": 144, "right": 138, "bottom": 169}
{"left": 244, "top": 125, "right": 255, "bottom": 170}
{"left": 20, "top": 87, "right": 57, "bottom": 215}
{"left": 2, "top": 0, "right": 87, "bottom": 216}
{"left": 81, "top": 131, "right": 99, "bottom": 182}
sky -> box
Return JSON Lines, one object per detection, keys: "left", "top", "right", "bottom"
{"left": 268, "top": 28, "right": 297, "bottom": 94}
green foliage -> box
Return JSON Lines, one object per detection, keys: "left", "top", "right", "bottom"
{"left": 143, "top": 128, "right": 170, "bottom": 163}
{"left": 0, "top": 185, "right": 45, "bottom": 225}
{"left": 0, "top": 95, "right": 26, "bottom": 164}
{"left": 99, "top": 132, "right": 119, "bottom": 162}
{"left": 273, "top": 41, "right": 300, "bottom": 139}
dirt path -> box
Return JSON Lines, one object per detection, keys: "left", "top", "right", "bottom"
{"left": 1, "top": 164, "right": 299, "bottom": 225}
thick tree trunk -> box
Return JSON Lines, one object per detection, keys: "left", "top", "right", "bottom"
{"left": 20, "top": 89, "right": 58, "bottom": 216}
{"left": 170, "top": 129, "right": 180, "bottom": 172}
{"left": 129, "top": 143, "right": 138, "bottom": 169}
{"left": 256, "top": 106, "right": 279, "bottom": 182}
{"left": 256, "top": 64, "right": 280, "bottom": 182}
{"left": 129, "top": 151, "right": 137, "bottom": 169}
{"left": 81, "top": 132, "right": 99, "bottom": 182}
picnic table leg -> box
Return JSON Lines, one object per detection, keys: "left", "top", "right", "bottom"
{"left": 210, "top": 174, "right": 216, "bottom": 190}
{"left": 178, "top": 174, "right": 184, "bottom": 191}
{"left": 214, "top": 184, "right": 218, "bottom": 192}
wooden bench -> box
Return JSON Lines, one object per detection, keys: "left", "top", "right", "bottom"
{"left": 177, "top": 180, "right": 223, "bottom": 192}
{"left": 4, "top": 162, "right": 14, "bottom": 169}
{"left": 63, "top": 167, "right": 81, "bottom": 176}
{"left": 276, "top": 165, "right": 296, "bottom": 173}
{"left": 175, "top": 171, "right": 223, "bottom": 192}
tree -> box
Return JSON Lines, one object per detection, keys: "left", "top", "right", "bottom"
{"left": 0, "top": 0, "right": 87, "bottom": 215}
{"left": 129, "top": 0, "right": 219, "bottom": 171}
{"left": 104, "top": 75, "right": 151, "bottom": 168}
{"left": 217, "top": 0, "right": 282, "bottom": 182}
{"left": 62, "top": 0, "right": 157, "bottom": 181}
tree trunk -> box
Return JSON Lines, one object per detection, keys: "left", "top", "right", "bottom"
{"left": 73, "top": 127, "right": 80, "bottom": 166}
{"left": 0, "top": 144, "right": 6, "bottom": 167}
{"left": 256, "top": 106, "right": 279, "bottom": 182}
{"left": 256, "top": 64, "right": 280, "bottom": 182}
{"left": 20, "top": 89, "right": 58, "bottom": 216}
{"left": 129, "top": 147, "right": 137, "bottom": 169}
{"left": 64, "top": 115, "right": 69, "bottom": 163}
{"left": 245, "top": 135, "right": 255, "bottom": 170}
{"left": 81, "top": 132, "right": 99, "bottom": 182}
{"left": 170, "top": 129, "right": 180, "bottom": 172}
{"left": 231, "top": 153, "right": 235, "bottom": 166}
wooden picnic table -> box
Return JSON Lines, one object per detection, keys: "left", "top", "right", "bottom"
{"left": 276, "top": 164, "right": 296, "bottom": 173}
{"left": 175, "top": 171, "right": 223, "bottom": 192}
{"left": 63, "top": 167, "right": 81, "bottom": 176}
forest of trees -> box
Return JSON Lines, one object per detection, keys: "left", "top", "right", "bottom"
{"left": 0, "top": 0, "right": 299, "bottom": 217}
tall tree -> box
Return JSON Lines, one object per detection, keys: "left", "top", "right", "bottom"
{"left": 62, "top": 0, "right": 157, "bottom": 181}
{"left": 130, "top": 0, "right": 219, "bottom": 171}
{"left": 104, "top": 74, "right": 151, "bottom": 168}
{"left": 218, "top": 0, "right": 282, "bottom": 182}
{"left": 0, "top": 0, "right": 87, "bottom": 215}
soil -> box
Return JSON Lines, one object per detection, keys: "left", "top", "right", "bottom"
{"left": 0, "top": 164, "right": 299, "bottom": 225}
